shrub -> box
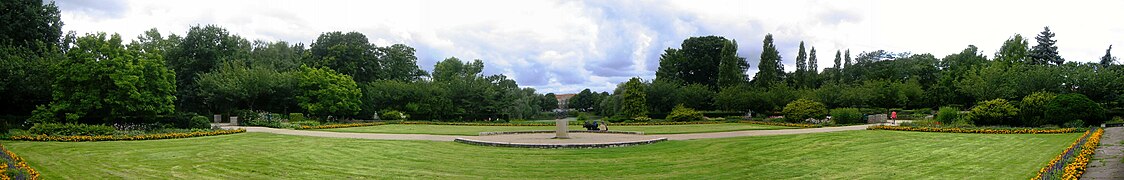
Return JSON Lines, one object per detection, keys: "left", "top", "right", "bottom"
{"left": 576, "top": 113, "right": 590, "bottom": 121}
{"left": 936, "top": 106, "right": 959, "bottom": 124}
{"left": 630, "top": 116, "right": 652, "bottom": 123}
{"left": 781, "top": 99, "right": 828, "bottom": 123}
{"left": 830, "top": 108, "right": 863, "bottom": 124}
{"left": 381, "top": 110, "right": 409, "bottom": 120}
{"left": 1020, "top": 91, "right": 1057, "bottom": 127}
{"left": 604, "top": 116, "right": 628, "bottom": 123}
{"left": 1045, "top": 94, "right": 1106, "bottom": 126}
{"left": 1063, "top": 120, "right": 1086, "bottom": 128}
{"left": 289, "top": 113, "right": 305, "bottom": 122}
{"left": 291, "top": 121, "right": 321, "bottom": 127}
{"left": 667, "top": 104, "right": 705, "bottom": 122}
{"left": 188, "top": 116, "right": 211, "bottom": 129}
{"left": 28, "top": 123, "right": 115, "bottom": 136}
{"left": 967, "top": 99, "right": 1019, "bottom": 126}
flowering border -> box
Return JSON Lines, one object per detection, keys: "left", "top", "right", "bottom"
{"left": 1061, "top": 128, "right": 1103, "bottom": 179}
{"left": 0, "top": 145, "right": 39, "bottom": 180}
{"left": 7, "top": 129, "right": 246, "bottom": 142}
{"left": 739, "top": 121, "right": 822, "bottom": 128}
{"left": 867, "top": 125, "right": 1080, "bottom": 134}
{"left": 296, "top": 122, "right": 387, "bottom": 129}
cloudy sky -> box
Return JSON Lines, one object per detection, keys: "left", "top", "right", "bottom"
{"left": 56, "top": 0, "right": 1124, "bottom": 94}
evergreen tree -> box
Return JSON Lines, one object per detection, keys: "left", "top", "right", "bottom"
{"left": 807, "top": 46, "right": 818, "bottom": 88}
{"left": 995, "top": 34, "right": 1029, "bottom": 65}
{"left": 844, "top": 49, "right": 852, "bottom": 67}
{"left": 1100, "top": 45, "right": 1116, "bottom": 66}
{"left": 833, "top": 50, "right": 842, "bottom": 69}
{"left": 717, "top": 40, "right": 748, "bottom": 88}
{"left": 752, "top": 34, "right": 784, "bottom": 87}
{"left": 796, "top": 41, "right": 807, "bottom": 74}
{"left": 1029, "top": 26, "right": 1064, "bottom": 65}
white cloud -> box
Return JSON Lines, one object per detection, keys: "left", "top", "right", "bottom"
{"left": 57, "top": 0, "right": 1124, "bottom": 94}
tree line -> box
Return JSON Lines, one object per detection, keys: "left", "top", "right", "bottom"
{"left": 0, "top": 0, "right": 556, "bottom": 127}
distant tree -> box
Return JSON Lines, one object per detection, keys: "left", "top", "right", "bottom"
{"left": 308, "top": 31, "right": 381, "bottom": 83}
{"left": 1029, "top": 27, "right": 1064, "bottom": 65}
{"left": 196, "top": 60, "right": 297, "bottom": 113}
{"left": 568, "top": 89, "right": 595, "bottom": 111}
{"left": 795, "top": 41, "right": 808, "bottom": 88}
{"left": 752, "top": 34, "right": 784, "bottom": 87}
{"left": 29, "top": 33, "right": 176, "bottom": 124}
{"left": 541, "top": 93, "right": 559, "bottom": 111}
{"left": 655, "top": 48, "right": 684, "bottom": 83}
{"left": 618, "top": 77, "right": 648, "bottom": 119}
{"left": 248, "top": 40, "right": 304, "bottom": 71}
{"left": 807, "top": 46, "right": 819, "bottom": 87}
{"left": 844, "top": 49, "right": 852, "bottom": 67}
{"left": 655, "top": 36, "right": 737, "bottom": 89}
{"left": 0, "top": 0, "right": 63, "bottom": 52}
{"left": 717, "top": 40, "right": 749, "bottom": 88}
{"left": 377, "top": 44, "right": 428, "bottom": 81}
{"left": 833, "top": 50, "right": 842, "bottom": 69}
{"left": 995, "top": 34, "right": 1029, "bottom": 65}
{"left": 296, "top": 65, "right": 362, "bottom": 119}
{"left": 1100, "top": 45, "right": 1116, "bottom": 66}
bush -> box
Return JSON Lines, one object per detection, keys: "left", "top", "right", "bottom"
{"left": 1045, "top": 94, "right": 1106, "bottom": 126}
{"left": 781, "top": 99, "right": 828, "bottom": 123}
{"left": 381, "top": 110, "right": 409, "bottom": 120}
{"left": 291, "top": 121, "right": 321, "bottom": 127}
{"left": 1020, "top": 92, "right": 1056, "bottom": 127}
{"left": 1063, "top": 119, "right": 1086, "bottom": 128}
{"left": 630, "top": 116, "right": 652, "bottom": 123}
{"left": 576, "top": 113, "right": 590, "bottom": 121}
{"left": 936, "top": 106, "right": 959, "bottom": 125}
{"left": 830, "top": 108, "right": 863, "bottom": 124}
{"left": 604, "top": 116, "right": 628, "bottom": 123}
{"left": 289, "top": 113, "right": 305, "bottom": 122}
{"left": 188, "top": 116, "right": 211, "bottom": 129}
{"left": 667, "top": 104, "right": 704, "bottom": 122}
{"left": 966, "top": 99, "right": 1019, "bottom": 126}
{"left": 29, "top": 123, "right": 116, "bottom": 136}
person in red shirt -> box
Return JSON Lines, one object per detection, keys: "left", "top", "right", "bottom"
{"left": 891, "top": 111, "right": 898, "bottom": 124}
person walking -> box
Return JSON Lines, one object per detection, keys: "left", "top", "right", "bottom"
{"left": 890, "top": 111, "right": 898, "bottom": 125}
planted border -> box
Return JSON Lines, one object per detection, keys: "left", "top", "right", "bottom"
{"left": 7, "top": 129, "right": 246, "bottom": 142}
{"left": 0, "top": 145, "right": 38, "bottom": 180}
{"left": 296, "top": 122, "right": 387, "bottom": 130}
{"left": 391, "top": 121, "right": 727, "bottom": 126}
{"left": 867, "top": 125, "right": 1080, "bottom": 134}
{"left": 1032, "top": 128, "right": 1104, "bottom": 180}
{"left": 739, "top": 121, "right": 822, "bottom": 128}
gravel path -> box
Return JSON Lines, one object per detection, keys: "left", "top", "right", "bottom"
{"left": 221, "top": 124, "right": 873, "bottom": 142}
{"left": 1083, "top": 127, "right": 1123, "bottom": 180}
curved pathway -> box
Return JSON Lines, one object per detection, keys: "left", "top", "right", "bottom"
{"left": 221, "top": 124, "right": 874, "bottom": 142}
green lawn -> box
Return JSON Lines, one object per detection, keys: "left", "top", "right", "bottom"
{"left": 316, "top": 123, "right": 794, "bottom": 135}
{"left": 4, "top": 130, "right": 1078, "bottom": 179}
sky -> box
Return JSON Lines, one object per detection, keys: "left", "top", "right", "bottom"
{"left": 55, "top": 0, "right": 1124, "bottom": 94}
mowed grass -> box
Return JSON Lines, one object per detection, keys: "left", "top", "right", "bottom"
{"left": 4, "top": 130, "right": 1078, "bottom": 179}
{"left": 317, "top": 123, "right": 794, "bottom": 135}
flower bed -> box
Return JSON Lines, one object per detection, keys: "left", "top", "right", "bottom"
{"left": 866, "top": 125, "right": 1080, "bottom": 134}
{"left": 1062, "top": 128, "right": 1103, "bottom": 179}
{"left": 296, "top": 122, "right": 386, "bottom": 129}
{"left": 1034, "top": 129, "right": 1094, "bottom": 179}
{"left": 739, "top": 121, "right": 822, "bottom": 128}
{"left": 393, "top": 121, "right": 556, "bottom": 126}
{"left": 8, "top": 129, "right": 246, "bottom": 142}
{"left": 609, "top": 121, "right": 723, "bottom": 126}
{"left": 0, "top": 145, "right": 39, "bottom": 180}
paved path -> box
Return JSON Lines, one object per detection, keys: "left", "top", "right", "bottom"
{"left": 221, "top": 124, "right": 873, "bottom": 142}
{"left": 1083, "top": 127, "right": 1123, "bottom": 180}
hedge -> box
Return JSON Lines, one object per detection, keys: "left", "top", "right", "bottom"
{"left": 866, "top": 125, "right": 1080, "bottom": 134}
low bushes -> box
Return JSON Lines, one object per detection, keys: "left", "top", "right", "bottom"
{"left": 830, "top": 108, "right": 863, "bottom": 124}
{"left": 28, "top": 123, "right": 115, "bottom": 136}
{"left": 935, "top": 106, "right": 959, "bottom": 124}
{"left": 866, "top": 125, "right": 1079, "bottom": 134}
{"left": 9, "top": 128, "right": 246, "bottom": 142}
{"left": 380, "top": 110, "right": 409, "bottom": 120}
{"left": 966, "top": 99, "right": 1019, "bottom": 126}
{"left": 781, "top": 99, "right": 828, "bottom": 123}
{"left": 188, "top": 116, "right": 211, "bottom": 129}
{"left": 667, "top": 105, "right": 705, "bottom": 122}
{"left": 1046, "top": 94, "right": 1107, "bottom": 126}
{"left": 0, "top": 145, "right": 38, "bottom": 180}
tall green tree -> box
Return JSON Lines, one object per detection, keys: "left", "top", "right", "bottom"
{"left": 296, "top": 65, "right": 362, "bottom": 119}
{"left": 795, "top": 41, "right": 807, "bottom": 80}
{"left": 568, "top": 89, "right": 595, "bottom": 111}
{"left": 166, "top": 25, "right": 251, "bottom": 113}
{"left": 717, "top": 40, "right": 748, "bottom": 88}
{"left": 618, "top": 77, "right": 648, "bottom": 118}
{"left": 30, "top": 33, "right": 176, "bottom": 124}
{"left": 0, "top": 0, "right": 62, "bottom": 52}
{"left": 541, "top": 93, "right": 559, "bottom": 111}
{"left": 196, "top": 60, "right": 297, "bottom": 114}
{"left": 654, "top": 36, "right": 737, "bottom": 89}
{"left": 995, "top": 34, "right": 1029, "bottom": 65}
{"left": 378, "top": 44, "right": 428, "bottom": 81}
{"left": 1029, "top": 27, "right": 1064, "bottom": 65}
{"left": 807, "top": 46, "right": 818, "bottom": 88}
{"left": 308, "top": 31, "right": 380, "bottom": 83}
{"left": 752, "top": 34, "right": 784, "bottom": 87}
{"left": 844, "top": 49, "right": 852, "bottom": 68}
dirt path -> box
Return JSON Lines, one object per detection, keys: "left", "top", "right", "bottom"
{"left": 221, "top": 124, "right": 873, "bottom": 142}
{"left": 1083, "top": 127, "right": 1123, "bottom": 180}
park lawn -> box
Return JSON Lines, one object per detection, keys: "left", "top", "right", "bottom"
{"left": 315, "top": 123, "right": 794, "bottom": 135}
{"left": 4, "top": 130, "right": 1078, "bottom": 179}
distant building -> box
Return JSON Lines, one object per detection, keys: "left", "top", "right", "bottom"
{"left": 555, "top": 93, "right": 575, "bottom": 111}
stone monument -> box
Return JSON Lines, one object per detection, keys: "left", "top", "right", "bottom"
{"left": 554, "top": 118, "right": 569, "bottom": 139}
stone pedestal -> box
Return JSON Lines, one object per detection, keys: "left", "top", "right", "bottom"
{"left": 554, "top": 119, "right": 569, "bottom": 139}
{"left": 231, "top": 116, "right": 239, "bottom": 125}
{"left": 214, "top": 114, "right": 222, "bottom": 123}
